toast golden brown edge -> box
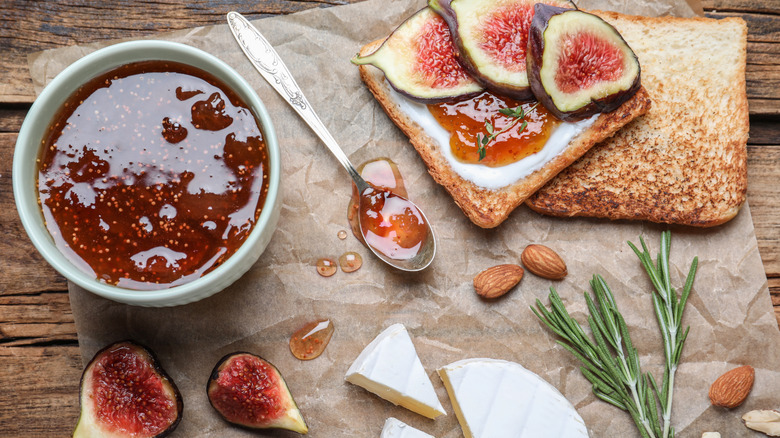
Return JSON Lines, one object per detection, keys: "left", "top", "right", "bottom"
{"left": 357, "top": 39, "right": 651, "bottom": 228}
{"left": 525, "top": 13, "right": 749, "bottom": 227}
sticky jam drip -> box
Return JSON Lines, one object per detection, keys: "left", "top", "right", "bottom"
{"left": 339, "top": 251, "right": 362, "bottom": 273}
{"left": 428, "top": 91, "right": 560, "bottom": 167}
{"left": 289, "top": 319, "right": 334, "bottom": 360}
{"left": 37, "top": 61, "right": 269, "bottom": 290}
{"left": 316, "top": 258, "right": 337, "bottom": 277}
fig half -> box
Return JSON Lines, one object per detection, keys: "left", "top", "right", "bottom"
{"left": 352, "top": 7, "right": 484, "bottom": 103}
{"left": 73, "top": 341, "right": 183, "bottom": 438}
{"left": 527, "top": 5, "right": 641, "bottom": 121}
{"left": 207, "top": 352, "right": 308, "bottom": 434}
{"left": 429, "top": 0, "right": 575, "bottom": 100}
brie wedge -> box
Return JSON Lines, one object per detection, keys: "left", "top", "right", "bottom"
{"left": 438, "top": 358, "right": 588, "bottom": 438}
{"left": 345, "top": 323, "right": 445, "bottom": 419}
{"left": 380, "top": 417, "right": 434, "bottom": 438}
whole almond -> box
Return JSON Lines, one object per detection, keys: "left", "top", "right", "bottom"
{"left": 709, "top": 365, "right": 755, "bottom": 408}
{"left": 521, "top": 244, "right": 567, "bottom": 280}
{"left": 473, "top": 264, "right": 524, "bottom": 299}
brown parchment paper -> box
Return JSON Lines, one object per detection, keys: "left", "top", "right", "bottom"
{"left": 28, "top": 0, "right": 778, "bottom": 436}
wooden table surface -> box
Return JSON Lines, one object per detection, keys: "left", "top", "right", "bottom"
{"left": 0, "top": 0, "right": 778, "bottom": 435}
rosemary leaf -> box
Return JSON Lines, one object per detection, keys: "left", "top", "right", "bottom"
{"left": 645, "top": 374, "right": 662, "bottom": 438}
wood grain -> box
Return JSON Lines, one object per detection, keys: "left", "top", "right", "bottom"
{"left": 703, "top": 0, "right": 780, "bottom": 14}
{"left": 0, "top": 346, "right": 81, "bottom": 436}
{"left": 0, "top": 0, "right": 360, "bottom": 104}
{"left": 0, "top": 133, "right": 67, "bottom": 294}
{"left": 0, "top": 0, "right": 778, "bottom": 436}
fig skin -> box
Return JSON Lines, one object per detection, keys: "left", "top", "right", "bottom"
{"left": 352, "top": 7, "right": 484, "bottom": 104}
{"left": 527, "top": 4, "right": 642, "bottom": 121}
{"left": 429, "top": 0, "right": 576, "bottom": 101}
{"left": 207, "top": 352, "right": 308, "bottom": 434}
{"left": 73, "top": 340, "right": 183, "bottom": 438}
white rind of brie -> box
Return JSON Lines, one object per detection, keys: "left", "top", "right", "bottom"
{"left": 438, "top": 358, "right": 589, "bottom": 438}
{"left": 380, "top": 417, "right": 435, "bottom": 438}
{"left": 345, "top": 323, "right": 446, "bottom": 419}
{"left": 387, "top": 85, "right": 597, "bottom": 190}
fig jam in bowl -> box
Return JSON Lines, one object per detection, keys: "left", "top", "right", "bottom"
{"left": 13, "top": 41, "right": 281, "bottom": 306}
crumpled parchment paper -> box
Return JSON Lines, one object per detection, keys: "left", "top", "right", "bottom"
{"left": 28, "top": 0, "right": 778, "bottom": 436}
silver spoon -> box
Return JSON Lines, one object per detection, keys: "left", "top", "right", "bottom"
{"left": 227, "top": 12, "right": 436, "bottom": 271}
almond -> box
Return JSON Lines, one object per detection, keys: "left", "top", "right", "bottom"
{"left": 473, "top": 264, "right": 524, "bottom": 299}
{"left": 709, "top": 365, "right": 755, "bottom": 408}
{"left": 521, "top": 244, "right": 567, "bottom": 280}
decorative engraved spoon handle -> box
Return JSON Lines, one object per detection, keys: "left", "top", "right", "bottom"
{"left": 227, "top": 11, "right": 369, "bottom": 193}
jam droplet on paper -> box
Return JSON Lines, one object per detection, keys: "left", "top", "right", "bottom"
{"left": 316, "top": 258, "right": 337, "bottom": 277}
{"left": 289, "top": 319, "right": 334, "bottom": 360}
{"left": 339, "top": 251, "right": 362, "bottom": 273}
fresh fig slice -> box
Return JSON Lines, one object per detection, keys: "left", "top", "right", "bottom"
{"left": 207, "top": 352, "right": 308, "bottom": 434}
{"left": 429, "top": 0, "right": 575, "bottom": 100}
{"left": 527, "top": 4, "right": 641, "bottom": 121}
{"left": 352, "top": 7, "right": 484, "bottom": 103}
{"left": 73, "top": 341, "right": 182, "bottom": 438}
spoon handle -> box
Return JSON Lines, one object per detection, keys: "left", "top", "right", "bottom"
{"left": 227, "top": 11, "right": 369, "bottom": 193}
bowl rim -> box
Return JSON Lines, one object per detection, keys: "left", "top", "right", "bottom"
{"left": 12, "top": 40, "right": 281, "bottom": 305}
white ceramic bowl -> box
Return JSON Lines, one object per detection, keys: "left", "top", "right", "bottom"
{"left": 13, "top": 40, "right": 281, "bottom": 307}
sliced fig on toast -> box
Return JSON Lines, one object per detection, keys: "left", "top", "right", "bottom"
{"left": 429, "top": 0, "right": 575, "bottom": 100}
{"left": 207, "top": 352, "right": 308, "bottom": 434}
{"left": 352, "top": 7, "right": 484, "bottom": 103}
{"left": 73, "top": 341, "right": 182, "bottom": 438}
{"left": 527, "top": 5, "right": 641, "bottom": 121}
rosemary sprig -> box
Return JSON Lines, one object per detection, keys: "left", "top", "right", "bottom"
{"left": 531, "top": 231, "right": 698, "bottom": 438}
{"left": 475, "top": 103, "right": 538, "bottom": 161}
{"left": 628, "top": 231, "right": 698, "bottom": 438}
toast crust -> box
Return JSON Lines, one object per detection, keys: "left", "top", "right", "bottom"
{"left": 357, "top": 38, "right": 651, "bottom": 228}
{"left": 525, "top": 12, "right": 749, "bottom": 227}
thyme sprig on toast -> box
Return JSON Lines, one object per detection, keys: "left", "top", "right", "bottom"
{"left": 475, "top": 103, "right": 538, "bottom": 161}
{"left": 532, "top": 231, "right": 698, "bottom": 438}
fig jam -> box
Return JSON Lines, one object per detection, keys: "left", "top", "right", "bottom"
{"left": 289, "top": 319, "right": 334, "bottom": 360}
{"left": 347, "top": 158, "right": 408, "bottom": 243}
{"left": 359, "top": 189, "right": 428, "bottom": 261}
{"left": 316, "top": 258, "right": 337, "bottom": 277}
{"left": 428, "top": 91, "right": 559, "bottom": 167}
{"left": 347, "top": 158, "right": 428, "bottom": 261}
{"left": 338, "top": 251, "right": 362, "bottom": 273}
{"left": 37, "top": 61, "right": 269, "bottom": 290}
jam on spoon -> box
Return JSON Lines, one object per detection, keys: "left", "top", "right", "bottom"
{"left": 347, "top": 158, "right": 429, "bottom": 262}
{"left": 358, "top": 188, "right": 429, "bottom": 261}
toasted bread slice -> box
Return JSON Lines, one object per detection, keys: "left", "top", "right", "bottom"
{"left": 357, "top": 38, "right": 651, "bottom": 228}
{"left": 526, "top": 12, "right": 749, "bottom": 227}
